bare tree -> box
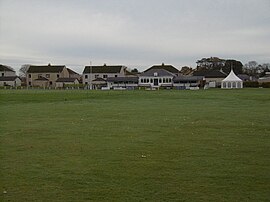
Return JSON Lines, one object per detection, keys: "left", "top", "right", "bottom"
{"left": 19, "top": 64, "right": 30, "bottom": 77}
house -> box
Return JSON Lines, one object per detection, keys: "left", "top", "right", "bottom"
{"left": 173, "top": 76, "right": 204, "bottom": 89}
{"left": 26, "top": 64, "right": 70, "bottom": 88}
{"left": 221, "top": 69, "right": 243, "bottom": 89}
{"left": 0, "top": 64, "right": 21, "bottom": 87}
{"left": 193, "top": 69, "right": 227, "bottom": 88}
{"left": 0, "top": 64, "right": 16, "bottom": 77}
{"left": 139, "top": 68, "right": 175, "bottom": 88}
{"left": 0, "top": 76, "right": 21, "bottom": 87}
{"left": 82, "top": 64, "right": 127, "bottom": 89}
{"left": 55, "top": 78, "right": 79, "bottom": 88}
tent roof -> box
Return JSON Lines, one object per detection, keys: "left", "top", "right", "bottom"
{"left": 222, "top": 69, "right": 242, "bottom": 82}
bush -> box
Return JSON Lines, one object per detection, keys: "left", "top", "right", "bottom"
{"left": 244, "top": 81, "right": 259, "bottom": 88}
{"left": 261, "top": 82, "right": 270, "bottom": 88}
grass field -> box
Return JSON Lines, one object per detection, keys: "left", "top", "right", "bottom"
{"left": 0, "top": 89, "right": 270, "bottom": 201}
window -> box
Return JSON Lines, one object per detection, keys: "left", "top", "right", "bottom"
{"left": 57, "top": 74, "right": 60, "bottom": 78}
{"left": 38, "top": 74, "right": 42, "bottom": 78}
{"left": 85, "top": 82, "right": 88, "bottom": 85}
{"left": 228, "top": 82, "right": 231, "bottom": 88}
{"left": 163, "top": 78, "right": 166, "bottom": 83}
{"left": 232, "top": 82, "right": 236, "bottom": 88}
{"left": 237, "top": 82, "right": 241, "bottom": 88}
{"left": 29, "top": 81, "right": 31, "bottom": 86}
{"left": 159, "top": 78, "right": 162, "bottom": 83}
{"left": 85, "top": 75, "right": 88, "bottom": 79}
{"left": 103, "top": 75, "right": 108, "bottom": 79}
{"left": 46, "top": 74, "right": 50, "bottom": 78}
{"left": 49, "top": 81, "right": 53, "bottom": 85}
{"left": 147, "top": 79, "right": 149, "bottom": 83}
{"left": 29, "top": 74, "right": 31, "bottom": 78}
{"left": 140, "top": 78, "right": 143, "bottom": 83}
{"left": 95, "top": 74, "right": 99, "bottom": 78}
{"left": 150, "top": 79, "right": 153, "bottom": 83}
{"left": 168, "top": 78, "right": 172, "bottom": 82}
{"left": 115, "top": 75, "right": 118, "bottom": 77}
{"left": 1, "top": 73, "right": 4, "bottom": 76}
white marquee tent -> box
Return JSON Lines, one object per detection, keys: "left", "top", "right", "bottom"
{"left": 221, "top": 69, "right": 243, "bottom": 89}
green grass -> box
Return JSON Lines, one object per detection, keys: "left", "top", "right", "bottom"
{"left": 0, "top": 89, "right": 270, "bottom": 201}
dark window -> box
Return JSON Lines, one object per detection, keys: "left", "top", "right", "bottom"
{"left": 159, "top": 78, "right": 162, "bottom": 83}
{"left": 115, "top": 75, "right": 118, "bottom": 77}
{"left": 50, "top": 81, "right": 53, "bottom": 85}
{"left": 150, "top": 79, "right": 153, "bottom": 83}
{"left": 29, "top": 81, "right": 31, "bottom": 85}
{"left": 140, "top": 79, "right": 143, "bottom": 83}
{"left": 57, "top": 74, "right": 60, "bottom": 78}
{"left": 1, "top": 73, "right": 4, "bottom": 77}
{"left": 85, "top": 75, "right": 88, "bottom": 79}
{"left": 85, "top": 82, "right": 88, "bottom": 85}
{"left": 95, "top": 74, "right": 99, "bottom": 78}
{"left": 29, "top": 74, "right": 31, "bottom": 78}
{"left": 103, "top": 75, "right": 108, "bottom": 78}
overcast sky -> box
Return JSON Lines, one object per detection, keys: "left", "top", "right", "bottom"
{"left": 0, "top": 0, "right": 269, "bottom": 72}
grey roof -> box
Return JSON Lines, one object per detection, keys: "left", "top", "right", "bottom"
{"left": 107, "top": 77, "right": 138, "bottom": 82}
{"left": 193, "top": 70, "right": 227, "bottom": 78}
{"left": 56, "top": 78, "right": 77, "bottom": 82}
{"left": 144, "top": 63, "right": 179, "bottom": 73}
{"left": 140, "top": 69, "right": 176, "bottom": 77}
{"left": 237, "top": 74, "right": 250, "bottom": 81}
{"left": 27, "top": 65, "right": 65, "bottom": 73}
{"left": 0, "top": 65, "right": 15, "bottom": 72}
{"left": 173, "top": 76, "right": 204, "bottom": 82}
{"left": 0, "top": 76, "right": 20, "bottom": 81}
{"left": 83, "top": 65, "right": 125, "bottom": 74}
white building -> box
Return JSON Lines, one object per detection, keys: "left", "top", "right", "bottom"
{"left": 221, "top": 69, "right": 243, "bottom": 89}
{"left": 139, "top": 69, "right": 175, "bottom": 88}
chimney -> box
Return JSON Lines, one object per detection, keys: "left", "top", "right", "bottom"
{"left": 48, "top": 63, "right": 51, "bottom": 66}
{"left": 104, "top": 63, "right": 107, "bottom": 66}
{"left": 162, "top": 63, "right": 165, "bottom": 66}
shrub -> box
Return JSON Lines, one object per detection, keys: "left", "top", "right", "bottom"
{"left": 244, "top": 81, "right": 259, "bottom": 88}
{"left": 261, "top": 82, "right": 270, "bottom": 88}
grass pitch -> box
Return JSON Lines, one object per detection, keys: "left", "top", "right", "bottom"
{"left": 0, "top": 89, "right": 270, "bottom": 201}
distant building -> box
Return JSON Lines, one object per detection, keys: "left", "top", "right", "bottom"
{"left": 139, "top": 69, "right": 175, "bottom": 88}
{"left": 26, "top": 64, "right": 70, "bottom": 88}
{"left": 0, "top": 64, "right": 16, "bottom": 77}
{"left": 173, "top": 76, "right": 204, "bottom": 89}
{"left": 193, "top": 69, "right": 227, "bottom": 88}
{"left": 0, "top": 76, "right": 21, "bottom": 87}
{"left": 0, "top": 64, "right": 21, "bottom": 87}
{"left": 82, "top": 64, "right": 127, "bottom": 89}
{"left": 55, "top": 78, "right": 80, "bottom": 88}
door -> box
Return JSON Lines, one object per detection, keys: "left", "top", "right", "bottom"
{"left": 154, "top": 78, "right": 158, "bottom": 86}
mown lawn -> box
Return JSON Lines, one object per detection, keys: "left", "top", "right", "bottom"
{"left": 0, "top": 89, "right": 270, "bottom": 201}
